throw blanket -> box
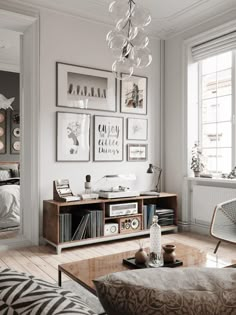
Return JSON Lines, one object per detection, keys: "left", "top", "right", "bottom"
{"left": 0, "top": 185, "right": 20, "bottom": 229}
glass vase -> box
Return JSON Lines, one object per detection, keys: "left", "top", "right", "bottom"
{"left": 149, "top": 215, "right": 163, "bottom": 267}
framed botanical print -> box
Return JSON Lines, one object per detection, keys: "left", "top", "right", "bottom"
{"left": 56, "top": 62, "right": 117, "bottom": 112}
{"left": 127, "top": 118, "right": 148, "bottom": 140}
{"left": 127, "top": 144, "right": 148, "bottom": 161}
{"left": 120, "top": 74, "right": 147, "bottom": 115}
{"left": 57, "top": 112, "right": 90, "bottom": 161}
{"left": 94, "top": 115, "right": 123, "bottom": 161}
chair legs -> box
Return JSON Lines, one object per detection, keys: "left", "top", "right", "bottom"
{"left": 214, "top": 240, "right": 221, "bottom": 254}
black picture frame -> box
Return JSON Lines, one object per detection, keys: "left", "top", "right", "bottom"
{"left": 93, "top": 115, "right": 124, "bottom": 162}
{"left": 120, "top": 74, "right": 148, "bottom": 115}
{"left": 56, "top": 62, "right": 117, "bottom": 112}
{"left": 56, "top": 111, "right": 91, "bottom": 162}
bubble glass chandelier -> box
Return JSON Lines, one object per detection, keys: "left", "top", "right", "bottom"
{"left": 107, "top": 0, "right": 152, "bottom": 80}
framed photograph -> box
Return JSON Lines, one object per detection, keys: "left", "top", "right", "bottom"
{"left": 11, "top": 110, "right": 20, "bottom": 154}
{"left": 94, "top": 115, "right": 123, "bottom": 162}
{"left": 56, "top": 62, "right": 117, "bottom": 112}
{"left": 0, "top": 110, "right": 6, "bottom": 154}
{"left": 127, "top": 144, "right": 148, "bottom": 161}
{"left": 120, "top": 74, "right": 147, "bottom": 115}
{"left": 57, "top": 112, "right": 90, "bottom": 161}
{"left": 127, "top": 118, "right": 148, "bottom": 140}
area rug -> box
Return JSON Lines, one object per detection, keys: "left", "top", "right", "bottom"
{"left": 63, "top": 280, "right": 104, "bottom": 314}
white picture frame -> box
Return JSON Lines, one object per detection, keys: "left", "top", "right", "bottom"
{"left": 57, "top": 62, "right": 117, "bottom": 112}
{"left": 120, "top": 74, "right": 147, "bottom": 115}
{"left": 127, "top": 118, "right": 148, "bottom": 140}
{"left": 127, "top": 144, "right": 148, "bottom": 161}
{"left": 94, "top": 115, "right": 123, "bottom": 162}
{"left": 57, "top": 112, "right": 90, "bottom": 161}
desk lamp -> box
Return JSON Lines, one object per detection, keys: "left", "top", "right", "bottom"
{"left": 147, "top": 164, "right": 162, "bottom": 193}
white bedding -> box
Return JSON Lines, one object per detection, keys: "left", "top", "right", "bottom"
{"left": 0, "top": 185, "right": 20, "bottom": 229}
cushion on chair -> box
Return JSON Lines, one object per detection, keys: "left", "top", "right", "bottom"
{"left": 0, "top": 268, "right": 96, "bottom": 314}
{"left": 94, "top": 267, "right": 236, "bottom": 315}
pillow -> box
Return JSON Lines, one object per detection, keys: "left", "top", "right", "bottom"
{"left": 0, "top": 170, "right": 11, "bottom": 181}
{"left": 93, "top": 268, "right": 236, "bottom": 315}
{"left": 0, "top": 163, "right": 19, "bottom": 177}
{"left": 0, "top": 268, "right": 96, "bottom": 315}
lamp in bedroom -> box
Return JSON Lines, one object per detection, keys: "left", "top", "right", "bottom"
{"left": 147, "top": 164, "right": 162, "bottom": 192}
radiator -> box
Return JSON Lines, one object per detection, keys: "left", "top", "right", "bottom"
{"left": 192, "top": 185, "right": 236, "bottom": 224}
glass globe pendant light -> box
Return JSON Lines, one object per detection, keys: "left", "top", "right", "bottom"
{"left": 107, "top": 0, "right": 152, "bottom": 80}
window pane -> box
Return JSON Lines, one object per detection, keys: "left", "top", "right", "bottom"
{"left": 217, "top": 69, "right": 231, "bottom": 97}
{"left": 202, "top": 123, "right": 217, "bottom": 148}
{"left": 202, "top": 55, "right": 216, "bottom": 75}
{"left": 217, "top": 148, "right": 232, "bottom": 173}
{"left": 217, "top": 51, "right": 232, "bottom": 71}
{"left": 217, "top": 122, "right": 231, "bottom": 147}
{"left": 202, "top": 73, "right": 217, "bottom": 99}
{"left": 202, "top": 148, "right": 216, "bottom": 172}
{"left": 202, "top": 98, "right": 216, "bottom": 123}
{"left": 217, "top": 95, "right": 232, "bottom": 122}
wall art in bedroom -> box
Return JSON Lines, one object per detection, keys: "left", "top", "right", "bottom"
{"left": 11, "top": 110, "right": 20, "bottom": 154}
{"left": 94, "top": 115, "right": 123, "bottom": 162}
{"left": 57, "top": 112, "right": 90, "bottom": 162}
{"left": 127, "top": 118, "right": 148, "bottom": 140}
{"left": 0, "top": 110, "right": 6, "bottom": 154}
{"left": 120, "top": 74, "right": 147, "bottom": 115}
{"left": 56, "top": 62, "right": 117, "bottom": 112}
{"left": 127, "top": 144, "right": 148, "bottom": 161}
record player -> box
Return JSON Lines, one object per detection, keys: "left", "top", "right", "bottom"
{"left": 99, "top": 185, "right": 140, "bottom": 199}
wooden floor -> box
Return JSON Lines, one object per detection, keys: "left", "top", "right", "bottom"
{"left": 0, "top": 232, "right": 235, "bottom": 285}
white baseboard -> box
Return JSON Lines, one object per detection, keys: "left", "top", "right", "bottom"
{"left": 190, "top": 223, "right": 211, "bottom": 235}
{"left": 178, "top": 221, "right": 191, "bottom": 232}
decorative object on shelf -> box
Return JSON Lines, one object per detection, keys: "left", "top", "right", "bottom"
{"left": 107, "top": 0, "right": 152, "bottom": 80}
{"left": 190, "top": 143, "right": 205, "bottom": 177}
{"left": 0, "top": 110, "right": 6, "bottom": 154}
{"left": 226, "top": 166, "right": 236, "bottom": 179}
{"left": 127, "top": 117, "right": 147, "bottom": 140}
{"left": 121, "top": 75, "right": 147, "bottom": 115}
{"left": 127, "top": 143, "right": 147, "bottom": 161}
{"left": 53, "top": 179, "right": 80, "bottom": 202}
{"left": 10, "top": 110, "right": 20, "bottom": 154}
{"left": 147, "top": 163, "right": 162, "bottom": 192}
{"left": 135, "top": 241, "right": 148, "bottom": 264}
{"left": 162, "top": 244, "right": 176, "bottom": 264}
{"left": 85, "top": 174, "right": 92, "bottom": 194}
{"left": 93, "top": 115, "right": 123, "bottom": 161}
{"left": 0, "top": 94, "right": 14, "bottom": 110}
{"left": 149, "top": 215, "right": 163, "bottom": 267}
{"left": 57, "top": 112, "right": 90, "bottom": 161}
{"left": 56, "top": 62, "right": 117, "bottom": 112}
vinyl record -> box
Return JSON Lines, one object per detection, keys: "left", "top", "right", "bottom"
{"left": 13, "top": 127, "right": 20, "bottom": 137}
{"left": 0, "top": 127, "right": 4, "bottom": 137}
{"left": 0, "top": 113, "right": 5, "bottom": 123}
{"left": 13, "top": 141, "right": 20, "bottom": 151}
{"left": 0, "top": 141, "right": 4, "bottom": 151}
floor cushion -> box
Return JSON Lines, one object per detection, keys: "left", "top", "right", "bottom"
{"left": 0, "top": 268, "right": 96, "bottom": 314}
{"left": 93, "top": 267, "right": 236, "bottom": 315}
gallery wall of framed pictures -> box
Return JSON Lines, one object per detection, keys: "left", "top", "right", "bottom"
{"left": 56, "top": 62, "right": 149, "bottom": 162}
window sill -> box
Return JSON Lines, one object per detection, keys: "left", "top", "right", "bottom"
{"left": 186, "top": 176, "right": 236, "bottom": 185}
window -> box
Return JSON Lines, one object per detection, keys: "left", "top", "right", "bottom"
{"left": 199, "top": 51, "right": 234, "bottom": 174}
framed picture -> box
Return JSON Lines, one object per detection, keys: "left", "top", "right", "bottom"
{"left": 127, "top": 118, "right": 148, "bottom": 140}
{"left": 120, "top": 74, "right": 147, "bottom": 115}
{"left": 0, "top": 110, "right": 6, "bottom": 154}
{"left": 94, "top": 115, "right": 123, "bottom": 162}
{"left": 57, "top": 112, "right": 90, "bottom": 161}
{"left": 56, "top": 62, "right": 117, "bottom": 112}
{"left": 11, "top": 110, "right": 20, "bottom": 154}
{"left": 127, "top": 144, "right": 148, "bottom": 161}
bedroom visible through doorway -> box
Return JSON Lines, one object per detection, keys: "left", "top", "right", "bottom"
{"left": 0, "top": 28, "right": 21, "bottom": 239}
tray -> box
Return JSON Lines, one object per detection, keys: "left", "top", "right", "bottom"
{"left": 123, "top": 257, "right": 183, "bottom": 269}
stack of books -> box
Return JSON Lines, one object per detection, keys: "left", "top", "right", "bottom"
{"left": 143, "top": 205, "right": 174, "bottom": 229}
{"left": 59, "top": 213, "right": 72, "bottom": 243}
{"left": 143, "top": 204, "right": 156, "bottom": 229}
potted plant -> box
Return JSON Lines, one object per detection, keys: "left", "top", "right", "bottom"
{"left": 190, "top": 143, "right": 205, "bottom": 177}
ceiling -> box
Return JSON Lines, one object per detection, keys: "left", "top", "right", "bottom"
{"left": 13, "top": 0, "right": 236, "bottom": 38}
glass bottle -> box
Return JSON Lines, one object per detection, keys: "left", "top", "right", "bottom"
{"left": 149, "top": 215, "right": 163, "bottom": 267}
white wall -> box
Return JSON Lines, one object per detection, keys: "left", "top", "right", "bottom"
{"left": 39, "top": 10, "right": 161, "bottom": 208}
{"left": 164, "top": 10, "right": 236, "bottom": 222}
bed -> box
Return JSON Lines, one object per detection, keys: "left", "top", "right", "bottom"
{"left": 0, "top": 163, "right": 20, "bottom": 230}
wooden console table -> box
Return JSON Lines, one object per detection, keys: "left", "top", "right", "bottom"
{"left": 43, "top": 193, "right": 177, "bottom": 254}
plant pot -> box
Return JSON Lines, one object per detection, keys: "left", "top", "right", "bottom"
{"left": 194, "top": 171, "right": 200, "bottom": 177}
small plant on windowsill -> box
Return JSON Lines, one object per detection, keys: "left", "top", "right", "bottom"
{"left": 190, "top": 143, "right": 205, "bottom": 177}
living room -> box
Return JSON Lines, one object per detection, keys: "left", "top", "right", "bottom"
{"left": 0, "top": 0, "right": 235, "bottom": 314}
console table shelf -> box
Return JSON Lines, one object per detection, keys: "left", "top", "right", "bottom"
{"left": 43, "top": 193, "right": 177, "bottom": 254}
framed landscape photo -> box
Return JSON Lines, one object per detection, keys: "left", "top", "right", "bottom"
{"left": 127, "top": 118, "right": 148, "bottom": 140}
{"left": 94, "top": 115, "right": 123, "bottom": 162}
{"left": 127, "top": 144, "right": 148, "bottom": 161}
{"left": 56, "top": 62, "right": 117, "bottom": 112}
{"left": 57, "top": 112, "right": 90, "bottom": 161}
{"left": 120, "top": 74, "right": 147, "bottom": 115}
